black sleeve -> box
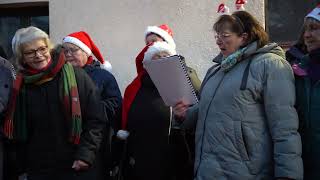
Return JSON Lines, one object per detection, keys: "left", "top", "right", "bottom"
{"left": 73, "top": 67, "right": 106, "bottom": 165}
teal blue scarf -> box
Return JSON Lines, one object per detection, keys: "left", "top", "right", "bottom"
{"left": 221, "top": 47, "right": 248, "bottom": 72}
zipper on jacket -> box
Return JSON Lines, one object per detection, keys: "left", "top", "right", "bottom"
{"left": 195, "top": 72, "right": 226, "bottom": 177}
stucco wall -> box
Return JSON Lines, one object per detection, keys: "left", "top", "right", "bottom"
{"left": 1, "top": 0, "right": 265, "bottom": 93}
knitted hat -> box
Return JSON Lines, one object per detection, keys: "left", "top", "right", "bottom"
{"left": 63, "top": 31, "right": 112, "bottom": 71}
{"left": 143, "top": 41, "right": 177, "bottom": 62}
{"left": 306, "top": 4, "right": 320, "bottom": 22}
{"left": 145, "top": 24, "right": 176, "bottom": 50}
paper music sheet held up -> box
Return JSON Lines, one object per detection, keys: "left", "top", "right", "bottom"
{"left": 143, "top": 55, "right": 199, "bottom": 106}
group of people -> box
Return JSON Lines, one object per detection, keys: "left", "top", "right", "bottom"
{"left": 0, "top": 5, "right": 320, "bottom": 180}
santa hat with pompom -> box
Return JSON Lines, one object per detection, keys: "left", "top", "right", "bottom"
{"left": 63, "top": 31, "right": 112, "bottom": 71}
{"left": 145, "top": 24, "right": 176, "bottom": 50}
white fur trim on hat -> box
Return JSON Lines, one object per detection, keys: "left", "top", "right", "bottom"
{"left": 145, "top": 26, "right": 176, "bottom": 50}
{"left": 306, "top": 6, "right": 320, "bottom": 22}
{"left": 63, "top": 36, "right": 92, "bottom": 55}
{"left": 143, "top": 41, "right": 177, "bottom": 62}
{"left": 117, "top": 130, "right": 130, "bottom": 140}
{"left": 101, "top": 61, "right": 112, "bottom": 72}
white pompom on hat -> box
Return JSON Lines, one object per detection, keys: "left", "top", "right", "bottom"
{"left": 306, "top": 4, "right": 320, "bottom": 22}
{"left": 145, "top": 24, "right": 176, "bottom": 50}
{"left": 116, "top": 129, "right": 130, "bottom": 140}
{"left": 143, "top": 41, "right": 177, "bottom": 62}
{"left": 63, "top": 31, "right": 112, "bottom": 71}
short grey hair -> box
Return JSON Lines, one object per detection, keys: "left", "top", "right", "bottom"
{"left": 11, "top": 26, "right": 54, "bottom": 70}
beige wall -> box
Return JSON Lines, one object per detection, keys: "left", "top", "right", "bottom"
{"left": 0, "top": 0, "right": 265, "bottom": 93}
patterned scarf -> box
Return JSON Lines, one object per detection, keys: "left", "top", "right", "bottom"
{"left": 221, "top": 47, "right": 248, "bottom": 72}
{"left": 3, "top": 52, "right": 82, "bottom": 144}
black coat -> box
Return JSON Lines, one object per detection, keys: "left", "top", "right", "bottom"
{"left": 125, "top": 74, "right": 173, "bottom": 180}
{"left": 83, "top": 61, "right": 122, "bottom": 179}
{"left": 6, "top": 51, "right": 105, "bottom": 180}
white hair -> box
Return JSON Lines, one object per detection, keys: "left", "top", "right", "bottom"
{"left": 11, "top": 26, "right": 53, "bottom": 70}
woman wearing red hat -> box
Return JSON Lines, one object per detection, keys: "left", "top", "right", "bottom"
{"left": 291, "top": 4, "right": 320, "bottom": 179}
{"left": 62, "top": 31, "right": 122, "bottom": 180}
{"left": 118, "top": 42, "right": 177, "bottom": 180}
{"left": 3, "top": 26, "right": 105, "bottom": 180}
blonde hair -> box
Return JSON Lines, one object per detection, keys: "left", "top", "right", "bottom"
{"left": 11, "top": 26, "right": 54, "bottom": 70}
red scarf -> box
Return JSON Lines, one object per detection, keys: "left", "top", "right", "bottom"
{"left": 121, "top": 44, "right": 151, "bottom": 130}
{"left": 3, "top": 52, "right": 82, "bottom": 144}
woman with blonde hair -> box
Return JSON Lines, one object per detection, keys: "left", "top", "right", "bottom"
{"left": 2, "top": 26, "right": 105, "bottom": 180}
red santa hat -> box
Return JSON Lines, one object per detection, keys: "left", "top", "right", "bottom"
{"left": 306, "top": 4, "right": 320, "bottom": 22}
{"left": 143, "top": 41, "right": 177, "bottom": 62}
{"left": 63, "top": 31, "right": 112, "bottom": 71}
{"left": 145, "top": 24, "right": 176, "bottom": 50}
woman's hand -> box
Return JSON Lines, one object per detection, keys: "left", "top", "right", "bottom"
{"left": 173, "top": 100, "right": 190, "bottom": 120}
{"left": 72, "top": 160, "right": 89, "bottom": 171}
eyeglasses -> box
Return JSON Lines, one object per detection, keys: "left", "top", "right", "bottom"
{"left": 214, "top": 32, "right": 233, "bottom": 40}
{"left": 23, "top": 46, "right": 48, "bottom": 58}
{"left": 62, "top": 46, "right": 81, "bottom": 55}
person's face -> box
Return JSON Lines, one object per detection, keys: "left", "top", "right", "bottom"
{"left": 145, "top": 34, "right": 164, "bottom": 45}
{"left": 215, "top": 27, "right": 246, "bottom": 57}
{"left": 151, "top": 51, "right": 171, "bottom": 60}
{"left": 304, "top": 19, "right": 320, "bottom": 52}
{"left": 63, "top": 42, "right": 88, "bottom": 67}
{"left": 22, "top": 38, "right": 51, "bottom": 70}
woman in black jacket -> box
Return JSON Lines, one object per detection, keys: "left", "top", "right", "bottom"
{"left": 3, "top": 26, "right": 105, "bottom": 180}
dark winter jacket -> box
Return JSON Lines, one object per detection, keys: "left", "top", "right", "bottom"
{"left": 125, "top": 74, "right": 172, "bottom": 180}
{"left": 0, "top": 56, "right": 14, "bottom": 180}
{"left": 0, "top": 56, "right": 15, "bottom": 115}
{"left": 83, "top": 61, "right": 122, "bottom": 128}
{"left": 11, "top": 49, "right": 106, "bottom": 176}
{"left": 83, "top": 60, "right": 122, "bottom": 179}
{"left": 294, "top": 50, "right": 320, "bottom": 180}
{"left": 124, "top": 62, "right": 200, "bottom": 180}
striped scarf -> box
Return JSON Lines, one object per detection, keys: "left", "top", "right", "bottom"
{"left": 2, "top": 52, "right": 82, "bottom": 144}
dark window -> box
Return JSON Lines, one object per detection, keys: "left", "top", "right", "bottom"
{"left": 0, "top": 2, "right": 49, "bottom": 59}
{"left": 266, "top": 0, "right": 320, "bottom": 48}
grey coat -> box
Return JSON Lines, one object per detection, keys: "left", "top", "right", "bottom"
{"left": 0, "top": 56, "right": 14, "bottom": 180}
{"left": 185, "top": 42, "right": 303, "bottom": 180}
{"left": 0, "top": 56, "right": 14, "bottom": 114}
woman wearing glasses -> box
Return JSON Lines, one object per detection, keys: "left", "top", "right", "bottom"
{"left": 3, "top": 26, "right": 105, "bottom": 180}
{"left": 62, "top": 31, "right": 122, "bottom": 180}
{"left": 173, "top": 11, "right": 303, "bottom": 180}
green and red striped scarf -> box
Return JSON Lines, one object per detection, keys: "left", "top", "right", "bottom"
{"left": 3, "top": 52, "right": 82, "bottom": 144}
